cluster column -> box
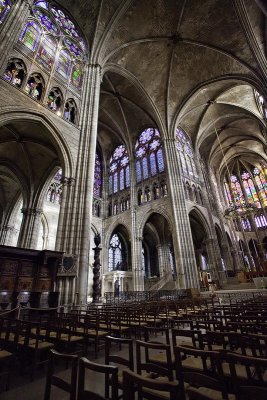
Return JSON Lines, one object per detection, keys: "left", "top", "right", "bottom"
{"left": 56, "top": 64, "right": 101, "bottom": 304}
{"left": 163, "top": 138, "right": 199, "bottom": 289}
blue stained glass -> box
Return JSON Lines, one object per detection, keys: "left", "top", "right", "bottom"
{"left": 56, "top": 49, "right": 71, "bottom": 79}
{"left": 51, "top": 6, "right": 79, "bottom": 39}
{"left": 71, "top": 63, "right": 83, "bottom": 88}
{"left": 136, "top": 161, "right": 141, "bottom": 183}
{"left": 20, "top": 21, "right": 40, "bottom": 51}
{"left": 142, "top": 158, "right": 148, "bottom": 180}
{"left": 94, "top": 152, "right": 102, "bottom": 197}
{"left": 114, "top": 172, "right": 118, "bottom": 193}
{"left": 140, "top": 128, "right": 153, "bottom": 144}
{"left": 35, "top": 1, "right": 48, "bottom": 9}
{"left": 120, "top": 169, "right": 125, "bottom": 191}
{"left": 33, "top": 9, "right": 58, "bottom": 35}
{"left": 109, "top": 175, "right": 112, "bottom": 194}
{"left": 150, "top": 139, "right": 160, "bottom": 151}
{"left": 36, "top": 35, "right": 56, "bottom": 70}
{"left": 150, "top": 153, "right": 157, "bottom": 176}
{"left": 126, "top": 166, "right": 130, "bottom": 187}
{"left": 157, "top": 148, "right": 164, "bottom": 172}
{"left": 0, "top": 0, "right": 11, "bottom": 24}
{"left": 64, "top": 38, "right": 82, "bottom": 58}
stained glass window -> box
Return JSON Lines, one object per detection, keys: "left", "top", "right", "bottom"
{"left": 241, "top": 171, "right": 260, "bottom": 208}
{"left": 253, "top": 167, "right": 267, "bottom": 207}
{"left": 20, "top": 21, "right": 41, "bottom": 52}
{"left": 176, "top": 127, "right": 198, "bottom": 180}
{"left": 108, "top": 234, "right": 122, "bottom": 271}
{"left": 56, "top": 49, "right": 71, "bottom": 79}
{"left": 71, "top": 63, "right": 83, "bottom": 88}
{"left": 0, "top": 0, "right": 11, "bottom": 24}
{"left": 93, "top": 152, "right": 102, "bottom": 197}
{"left": 255, "top": 214, "right": 267, "bottom": 228}
{"left": 109, "top": 145, "right": 130, "bottom": 195}
{"left": 36, "top": 35, "right": 56, "bottom": 70}
{"left": 46, "top": 169, "right": 62, "bottom": 204}
{"left": 18, "top": 1, "right": 86, "bottom": 86}
{"left": 135, "top": 128, "right": 164, "bottom": 181}
{"left": 230, "top": 175, "right": 245, "bottom": 206}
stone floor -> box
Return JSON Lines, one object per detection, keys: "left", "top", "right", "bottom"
{"left": 0, "top": 345, "right": 116, "bottom": 400}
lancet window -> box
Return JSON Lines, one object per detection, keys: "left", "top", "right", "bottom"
{"left": 109, "top": 145, "right": 130, "bottom": 195}
{"left": 175, "top": 128, "right": 198, "bottom": 180}
{"left": 0, "top": 0, "right": 11, "bottom": 24}
{"left": 94, "top": 151, "right": 102, "bottom": 198}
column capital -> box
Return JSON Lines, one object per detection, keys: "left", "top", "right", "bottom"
{"left": 21, "top": 207, "right": 43, "bottom": 216}
{"left": 61, "top": 177, "right": 76, "bottom": 187}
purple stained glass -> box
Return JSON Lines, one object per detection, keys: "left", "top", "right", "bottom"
{"left": 157, "top": 148, "right": 164, "bottom": 172}
{"left": 51, "top": 6, "right": 79, "bottom": 39}
{"left": 34, "top": 1, "right": 48, "bottom": 9}
{"left": 109, "top": 145, "right": 130, "bottom": 194}
{"left": 113, "top": 172, "right": 118, "bottom": 193}
{"left": 126, "top": 166, "right": 130, "bottom": 187}
{"left": 120, "top": 169, "right": 125, "bottom": 191}
{"left": 54, "top": 169, "right": 62, "bottom": 181}
{"left": 94, "top": 152, "right": 102, "bottom": 197}
{"left": 0, "top": 0, "right": 11, "bottom": 24}
{"left": 150, "top": 153, "right": 157, "bottom": 176}
{"left": 33, "top": 9, "right": 58, "bottom": 35}
{"left": 142, "top": 158, "right": 148, "bottom": 179}
{"left": 150, "top": 139, "right": 160, "bottom": 151}
{"left": 64, "top": 38, "right": 83, "bottom": 58}
{"left": 136, "top": 161, "right": 141, "bottom": 183}
{"left": 140, "top": 128, "right": 154, "bottom": 144}
{"left": 109, "top": 175, "right": 112, "bottom": 194}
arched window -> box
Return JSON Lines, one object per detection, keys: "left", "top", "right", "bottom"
{"left": 255, "top": 214, "right": 267, "bottom": 229}
{"left": 3, "top": 58, "right": 26, "bottom": 88}
{"left": 64, "top": 99, "right": 77, "bottom": 124}
{"left": 135, "top": 128, "right": 164, "bottom": 182}
{"left": 46, "top": 169, "right": 62, "bottom": 204}
{"left": 18, "top": 1, "right": 86, "bottom": 86}
{"left": 176, "top": 128, "right": 198, "bottom": 179}
{"left": 47, "top": 88, "right": 62, "bottom": 112}
{"left": 241, "top": 171, "right": 260, "bottom": 208}
{"left": 19, "top": 21, "right": 41, "bottom": 52}
{"left": 108, "top": 233, "right": 127, "bottom": 271}
{"left": 253, "top": 167, "right": 267, "bottom": 207}
{"left": 0, "top": 0, "right": 11, "bottom": 24}
{"left": 109, "top": 145, "right": 130, "bottom": 194}
{"left": 255, "top": 90, "right": 267, "bottom": 119}
{"left": 241, "top": 218, "right": 251, "bottom": 231}
{"left": 26, "top": 73, "right": 44, "bottom": 101}
{"left": 93, "top": 151, "right": 102, "bottom": 197}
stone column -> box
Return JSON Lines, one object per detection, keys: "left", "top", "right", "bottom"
{"left": 0, "top": 224, "right": 14, "bottom": 245}
{"left": 0, "top": 0, "right": 33, "bottom": 70}
{"left": 56, "top": 64, "right": 101, "bottom": 304}
{"left": 17, "top": 207, "right": 43, "bottom": 249}
{"left": 163, "top": 138, "right": 199, "bottom": 289}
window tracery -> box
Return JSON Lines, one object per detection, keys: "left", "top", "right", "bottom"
{"left": 46, "top": 169, "right": 62, "bottom": 204}
{"left": 26, "top": 73, "right": 44, "bottom": 100}
{"left": 109, "top": 145, "right": 130, "bottom": 195}
{"left": 135, "top": 128, "right": 164, "bottom": 182}
{"left": 63, "top": 99, "right": 77, "bottom": 123}
{"left": 108, "top": 234, "right": 122, "bottom": 271}
{"left": 47, "top": 87, "right": 62, "bottom": 113}
{"left": 175, "top": 127, "right": 198, "bottom": 180}
{"left": 17, "top": 0, "right": 86, "bottom": 89}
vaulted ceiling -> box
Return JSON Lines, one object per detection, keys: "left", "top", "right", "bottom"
{"left": 57, "top": 0, "right": 267, "bottom": 177}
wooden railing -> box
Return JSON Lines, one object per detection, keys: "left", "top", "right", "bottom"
{"left": 104, "top": 289, "right": 188, "bottom": 303}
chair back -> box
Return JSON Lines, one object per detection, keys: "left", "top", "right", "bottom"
{"left": 44, "top": 349, "right": 78, "bottom": 400}
{"left": 78, "top": 357, "right": 118, "bottom": 400}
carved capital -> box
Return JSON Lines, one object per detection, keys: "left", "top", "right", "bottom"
{"left": 61, "top": 177, "right": 76, "bottom": 187}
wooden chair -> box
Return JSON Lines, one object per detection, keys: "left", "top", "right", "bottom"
{"left": 105, "top": 336, "right": 134, "bottom": 398}
{"left": 136, "top": 340, "right": 174, "bottom": 381}
{"left": 172, "top": 328, "right": 203, "bottom": 349}
{"left": 122, "top": 369, "right": 180, "bottom": 400}
{"left": 78, "top": 357, "right": 118, "bottom": 400}
{"left": 44, "top": 349, "right": 79, "bottom": 400}
{"left": 0, "top": 346, "right": 14, "bottom": 391}
{"left": 174, "top": 345, "right": 229, "bottom": 400}
{"left": 224, "top": 352, "right": 267, "bottom": 398}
